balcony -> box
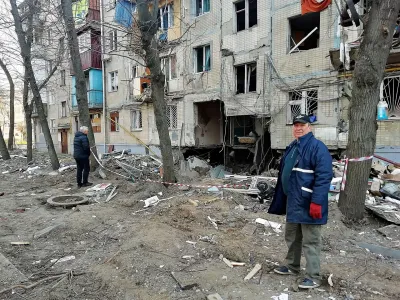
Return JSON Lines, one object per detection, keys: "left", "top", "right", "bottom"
{"left": 31, "top": 103, "right": 48, "bottom": 118}
{"left": 72, "top": 90, "right": 103, "bottom": 110}
{"left": 70, "top": 49, "right": 102, "bottom": 75}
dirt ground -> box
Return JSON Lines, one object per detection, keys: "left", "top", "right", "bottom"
{"left": 1, "top": 152, "right": 400, "bottom": 300}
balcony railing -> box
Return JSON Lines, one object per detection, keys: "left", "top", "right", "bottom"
{"left": 70, "top": 49, "right": 102, "bottom": 74}
{"left": 72, "top": 89, "right": 103, "bottom": 109}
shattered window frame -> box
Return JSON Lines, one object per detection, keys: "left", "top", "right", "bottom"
{"left": 131, "top": 109, "right": 143, "bottom": 131}
{"left": 235, "top": 0, "right": 258, "bottom": 33}
{"left": 288, "top": 12, "right": 320, "bottom": 53}
{"left": 110, "top": 111, "right": 120, "bottom": 132}
{"left": 235, "top": 62, "right": 257, "bottom": 94}
{"left": 108, "top": 71, "right": 119, "bottom": 92}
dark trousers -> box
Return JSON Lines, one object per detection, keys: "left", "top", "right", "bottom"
{"left": 75, "top": 158, "right": 90, "bottom": 186}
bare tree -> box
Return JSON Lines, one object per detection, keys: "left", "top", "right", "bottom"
{"left": 22, "top": 69, "right": 33, "bottom": 162}
{"left": 0, "top": 126, "right": 10, "bottom": 160}
{"left": 338, "top": 0, "right": 400, "bottom": 220}
{"left": 0, "top": 58, "right": 14, "bottom": 150}
{"left": 60, "top": 0, "right": 99, "bottom": 169}
{"left": 9, "top": 0, "right": 60, "bottom": 170}
{"left": 136, "top": 0, "right": 176, "bottom": 182}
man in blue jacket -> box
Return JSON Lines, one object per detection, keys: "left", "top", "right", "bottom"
{"left": 269, "top": 114, "right": 332, "bottom": 289}
{"left": 73, "top": 126, "right": 93, "bottom": 188}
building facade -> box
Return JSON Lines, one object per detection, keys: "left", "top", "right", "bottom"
{"left": 28, "top": 0, "right": 400, "bottom": 165}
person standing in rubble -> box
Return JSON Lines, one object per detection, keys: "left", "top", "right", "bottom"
{"left": 73, "top": 126, "right": 93, "bottom": 188}
{"left": 268, "top": 114, "right": 332, "bottom": 289}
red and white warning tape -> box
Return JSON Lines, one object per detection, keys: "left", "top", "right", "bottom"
{"left": 340, "top": 155, "right": 374, "bottom": 191}
{"left": 145, "top": 179, "right": 250, "bottom": 189}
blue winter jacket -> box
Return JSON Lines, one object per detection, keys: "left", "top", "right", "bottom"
{"left": 268, "top": 132, "right": 332, "bottom": 225}
{"left": 73, "top": 132, "right": 90, "bottom": 160}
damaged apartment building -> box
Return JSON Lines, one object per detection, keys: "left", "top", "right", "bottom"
{"left": 29, "top": 0, "right": 400, "bottom": 170}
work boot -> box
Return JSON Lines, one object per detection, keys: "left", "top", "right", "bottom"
{"left": 82, "top": 182, "right": 93, "bottom": 187}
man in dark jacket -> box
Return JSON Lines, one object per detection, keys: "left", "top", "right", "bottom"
{"left": 73, "top": 126, "right": 93, "bottom": 188}
{"left": 268, "top": 114, "right": 332, "bottom": 289}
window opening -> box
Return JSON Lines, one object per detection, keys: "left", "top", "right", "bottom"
{"left": 289, "top": 12, "right": 320, "bottom": 52}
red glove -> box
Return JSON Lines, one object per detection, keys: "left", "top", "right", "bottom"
{"left": 309, "top": 202, "right": 322, "bottom": 219}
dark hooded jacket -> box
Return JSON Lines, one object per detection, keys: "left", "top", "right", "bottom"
{"left": 268, "top": 132, "right": 332, "bottom": 225}
{"left": 73, "top": 131, "right": 90, "bottom": 160}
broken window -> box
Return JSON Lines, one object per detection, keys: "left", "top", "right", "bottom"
{"left": 166, "top": 105, "right": 178, "bottom": 129}
{"left": 108, "top": 71, "right": 118, "bottom": 92}
{"left": 60, "top": 70, "right": 66, "bottom": 86}
{"left": 248, "top": 0, "right": 257, "bottom": 28}
{"left": 235, "top": 1, "right": 246, "bottom": 32}
{"left": 109, "top": 30, "right": 117, "bottom": 52}
{"left": 158, "top": 4, "right": 174, "bottom": 29}
{"left": 289, "top": 12, "right": 320, "bottom": 53}
{"left": 90, "top": 113, "right": 101, "bottom": 133}
{"left": 110, "top": 111, "right": 119, "bottom": 132}
{"left": 235, "top": 63, "right": 256, "bottom": 94}
{"left": 381, "top": 76, "right": 400, "bottom": 118}
{"left": 131, "top": 109, "right": 143, "bottom": 130}
{"left": 161, "top": 55, "right": 177, "bottom": 81}
{"left": 194, "top": 44, "right": 211, "bottom": 73}
{"left": 61, "top": 101, "right": 67, "bottom": 118}
{"left": 196, "top": 0, "right": 210, "bottom": 16}
{"left": 235, "top": 0, "right": 257, "bottom": 32}
{"left": 131, "top": 66, "right": 138, "bottom": 79}
{"left": 287, "top": 89, "right": 318, "bottom": 124}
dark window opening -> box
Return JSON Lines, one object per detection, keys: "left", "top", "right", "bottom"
{"left": 248, "top": 0, "right": 257, "bottom": 28}
{"left": 236, "top": 63, "right": 257, "bottom": 94}
{"left": 235, "top": 1, "right": 246, "bottom": 32}
{"left": 110, "top": 112, "right": 119, "bottom": 132}
{"left": 289, "top": 12, "right": 320, "bottom": 52}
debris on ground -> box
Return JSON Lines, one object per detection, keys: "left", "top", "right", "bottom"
{"left": 244, "top": 263, "right": 262, "bottom": 281}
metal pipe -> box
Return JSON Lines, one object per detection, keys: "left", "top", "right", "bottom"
{"left": 100, "top": 0, "right": 107, "bottom": 154}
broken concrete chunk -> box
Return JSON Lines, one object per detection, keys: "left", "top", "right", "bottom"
{"left": 370, "top": 181, "right": 382, "bottom": 196}
{"left": 142, "top": 196, "right": 160, "bottom": 208}
{"left": 377, "top": 224, "right": 400, "bottom": 240}
{"left": 34, "top": 223, "right": 64, "bottom": 239}
{"left": 271, "top": 294, "right": 289, "bottom": 300}
{"left": 170, "top": 271, "right": 198, "bottom": 290}
{"left": 208, "top": 186, "right": 220, "bottom": 193}
{"left": 98, "top": 169, "right": 107, "bottom": 179}
{"left": 207, "top": 293, "right": 224, "bottom": 300}
{"left": 255, "top": 218, "right": 281, "bottom": 230}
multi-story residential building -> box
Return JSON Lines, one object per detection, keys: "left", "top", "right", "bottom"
{"left": 29, "top": 0, "right": 400, "bottom": 166}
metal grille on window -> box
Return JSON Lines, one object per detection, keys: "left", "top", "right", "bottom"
{"left": 306, "top": 90, "right": 318, "bottom": 116}
{"left": 289, "top": 91, "right": 302, "bottom": 120}
{"left": 167, "top": 105, "right": 177, "bottom": 129}
{"left": 381, "top": 76, "right": 400, "bottom": 117}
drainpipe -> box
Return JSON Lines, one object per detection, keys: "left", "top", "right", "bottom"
{"left": 100, "top": 0, "right": 107, "bottom": 154}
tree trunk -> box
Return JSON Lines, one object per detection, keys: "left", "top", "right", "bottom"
{"left": 338, "top": 0, "right": 400, "bottom": 220}
{"left": 22, "top": 69, "right": 33, "bottom": 163}
{"left": 0, "top": 58, "right": 15, "bottom": 150}
{"left": 9, "top": 0, "right": 60, "bottom": 170}
{"left": 61, "top": 0, "right": 99, "bottom": 170}
{"left": 0, "top": 126, "right": 10, "bottom": 160}
{"left": 137, "top": 0, "right": 176, "bottom": 183}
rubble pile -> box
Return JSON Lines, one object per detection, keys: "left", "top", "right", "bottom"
{"left": 98, "top": 149, "right": 163, "bottom": 181}
{"left": 331, "top": 157, "right": 400, "bottom": 224}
